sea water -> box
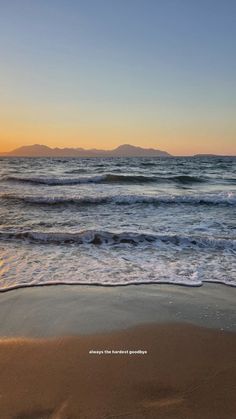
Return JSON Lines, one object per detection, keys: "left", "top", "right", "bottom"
{"left": 0, "top": 156, "right": 235, "bottom": 290}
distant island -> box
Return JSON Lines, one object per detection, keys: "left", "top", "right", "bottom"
{"left": 0, "top": 145, "right": 233, "bottom": 158}
{"left": 0, "top": 144, "right": 171, "bottom": 158}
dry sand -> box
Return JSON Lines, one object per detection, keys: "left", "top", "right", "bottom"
{"left": 0, "top": 323, "right": 236, "bottom": 419}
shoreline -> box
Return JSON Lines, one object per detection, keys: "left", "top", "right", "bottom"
{"left": 0, "top": 283, "right": 235, "bottom": 338}
{"left": 0, "top": 283, "right": 235, "bottom": 418}
{"left": 1, "top": 278, "right": 236, "bottom": 294}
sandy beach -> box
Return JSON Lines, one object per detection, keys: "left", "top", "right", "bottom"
{"left": 0, "top": 284, "right": 235, "bottom": 418}
{"left": 0, "top": 323, "right": 236, "bottom": 419}
{"left": 1, "top": 0, "right": 235, "bottom": 416}
{"left": 0, "top": 283, "right": 235, "bottom": 337}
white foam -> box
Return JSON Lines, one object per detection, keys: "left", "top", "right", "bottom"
{"left": 0, "top": 240, "right": 235, "bottom": 291}
{"left": 1, "top": 192, "right": 236, "bottom": 206}
{"left": 0, "top": 229, "right": 235, "bottom": 250}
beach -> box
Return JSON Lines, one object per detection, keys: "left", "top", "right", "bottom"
{"left": 0, "top": 283, "right": 236, "bottom": 337}
{"left": 1, "top": 0, "right": 236, "bottom": 416}
{"left": 0, "top": 156, "right": 235, "bottom": 418}
{"left": 0, "top": 284, "right": 236, "bottom": 418}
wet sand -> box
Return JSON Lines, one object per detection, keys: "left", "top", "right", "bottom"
{"left": 0, "top": 283, "right": 235, "bottom": 337}
{"left": 0, "top": 323, "right": 236, "bottom": 419}
{"left": 0, "top": 284, "right": 235, "bottom": 418}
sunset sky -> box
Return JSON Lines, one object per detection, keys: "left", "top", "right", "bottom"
{"left": 0, "top": 0, "right": 235, "bottom": 155}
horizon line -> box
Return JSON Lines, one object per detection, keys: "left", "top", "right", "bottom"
{"left": 0, "top": 143, "right": 235, "bottom": 157}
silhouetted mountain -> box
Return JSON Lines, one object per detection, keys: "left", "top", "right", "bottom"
{"left": 0, "top": 144, "right": 171, "bottom": 157}
{"left": 111, "top": 144, "right": 170, "bottom": 157}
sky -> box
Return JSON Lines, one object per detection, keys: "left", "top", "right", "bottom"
{"left": 0, "top": 0, "right": 235, "bottom": 155}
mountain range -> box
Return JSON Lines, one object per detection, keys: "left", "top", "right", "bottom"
{"left": 0, "top": 144, "right": 171, "bottom": 157}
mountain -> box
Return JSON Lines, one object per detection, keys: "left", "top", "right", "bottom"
{"left": 111, "top": 144, "right": 170, "bottom": 157}
{"left": 0, "top": 144, "right": 171, "bottom": 157}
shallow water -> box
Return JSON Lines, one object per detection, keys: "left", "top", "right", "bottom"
{"left": 0, "top": 156, "right": 235, "bottom": 290}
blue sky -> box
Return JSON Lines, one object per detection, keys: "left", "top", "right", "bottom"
{"left": 0, "top": 0, "right": 235, "bottom": 154}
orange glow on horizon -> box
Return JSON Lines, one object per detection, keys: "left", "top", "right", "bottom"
{"left": 0, "top": 128, "right": 235, "bottom": 156}
{"left": 0, "top": 110, "right": 235, "bottom": 156}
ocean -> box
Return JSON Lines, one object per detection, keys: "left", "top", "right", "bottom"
{"left": 0, "top": 156, "right": 235, "bottom": 291}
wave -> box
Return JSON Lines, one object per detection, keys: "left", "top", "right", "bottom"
{"left": 0, "top": 229, "right": 235, "bottom": 250}
{"left": 170, "top": 175, "right": 205, "bottom": 184}
{"left": 1, "top": 277, "right": 236, "bottom": 292}
{"left": 1, "top": 173, "right": 206, "bottom": 185}
{"left": 1, "top": 174, "right": 106, "bottom": 185}
{"left": 65, "top": 168, "right": 88, "bottom": 174}
{"left": 2, "top": 193, "right": 236, "bottom": 206}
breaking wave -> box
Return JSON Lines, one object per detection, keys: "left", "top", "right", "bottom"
{"left": 1, "top": 173, "right": 206, "bottom": 185}
{"left": 0, "top": 229, "right": 235, "bottom": 250}
{"left": 2, "top": 193, "right": 236, "bottom": 206}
